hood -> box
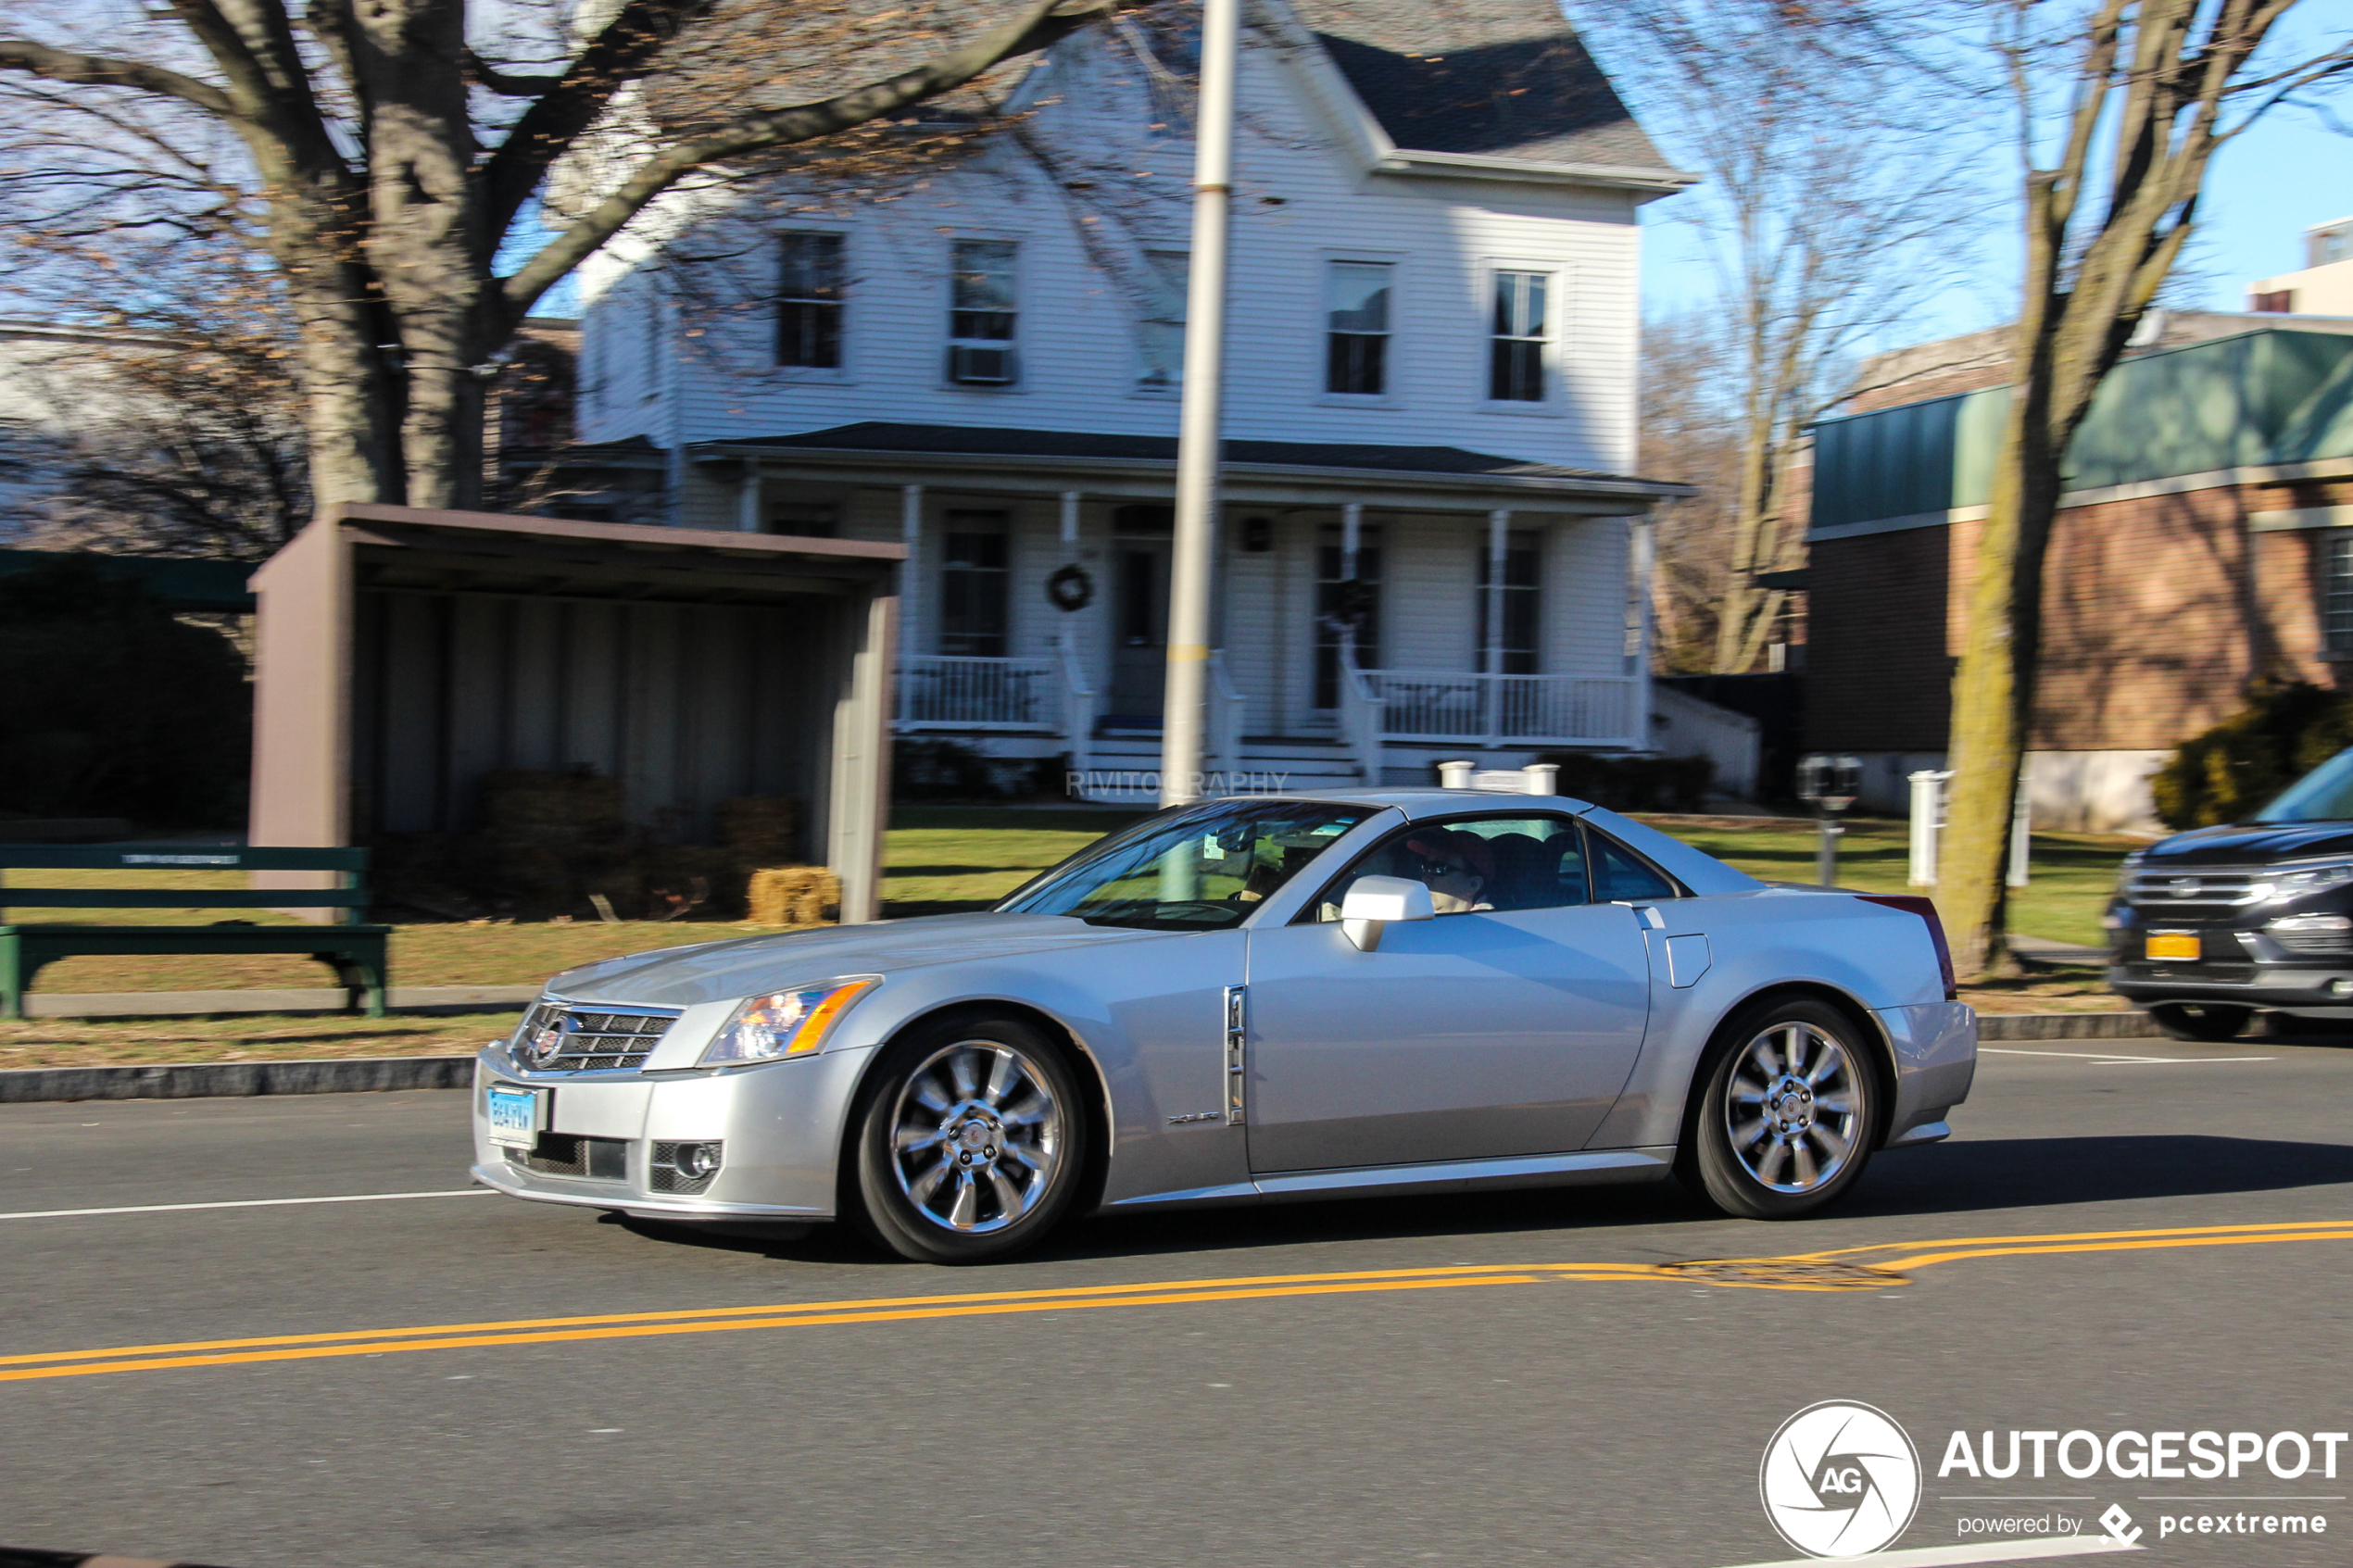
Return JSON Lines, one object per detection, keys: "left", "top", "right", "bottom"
{"left": 2145, "top": 820, "right": 2353, "bottom": 866}
{"left": 542, "top": 911, "right": 1162, "bottom": 1008}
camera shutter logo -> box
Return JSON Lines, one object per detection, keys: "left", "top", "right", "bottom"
{"left": 1758, "top": 1400, "right": 1921, "bottom": 1558}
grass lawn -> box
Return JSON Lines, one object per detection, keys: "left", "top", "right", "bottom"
{"left": 1, "top": 803, "right": 2128, "bottom": 1066}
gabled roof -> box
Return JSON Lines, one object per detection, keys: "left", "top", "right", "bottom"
{"left": 1286, "top": 0, "right": 1683, "bottom": 181}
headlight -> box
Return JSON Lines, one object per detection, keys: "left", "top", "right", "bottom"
{"left": 699, "top": 977, "right": 880, "bottom": 1065}
{"left": 2263, "top": 860, "right": 2353, "bottom": 900}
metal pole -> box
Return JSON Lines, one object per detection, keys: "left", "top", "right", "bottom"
{"left": 2007, "top": 763, "right": 2032, "bottom": 888}
{"left": 1817, "top": 807, "right": 1843, "bottom": 887}
{"left": 1158, "top": 0, "right": 1238, "bottom": 809}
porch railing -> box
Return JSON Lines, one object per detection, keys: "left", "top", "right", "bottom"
{"left": 896, "top": 655, "right": 1062, "bottom": 730}
{"left": 1206, "top": 651, "right": 1249, "bottom": 778}
{"left": 1362, "top": 670, "right": 1642, "bottom": 747}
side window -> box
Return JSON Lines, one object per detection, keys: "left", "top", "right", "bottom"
{"left": 1312, "top": 815, "right": 1588, "bottom": 920}
{"left": 1586, "top": 826, "right": 1677, "bottom": 901}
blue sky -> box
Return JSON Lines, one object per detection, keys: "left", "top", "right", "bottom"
{"left": 1640, "top": 97, "right": 2352, "bottom": 344}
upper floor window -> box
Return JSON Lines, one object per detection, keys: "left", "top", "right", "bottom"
{"left": 1138, "top": 248, "right": 1189, "bottom": 390}
{"left": 948, "top": 239, "right": 1018, "bottom": 386}
{"left": 1326, "top": 261, "right": 1391, "bottom": 396}
{"left": 939, "top": 511, "right": 1011, "bottom": 656}
{"left": 777, "top": 233, "right": 844, "bottom": 369}
{"left": 2324, "top": 532, "right": 2353, "bottom": 652}
{"left": 1490, "top": 270, "right": 1548, "bottom": 402}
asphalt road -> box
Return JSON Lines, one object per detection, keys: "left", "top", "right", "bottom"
{"left": 4, "top": 1035, "right": 2351, "bottom": 1568}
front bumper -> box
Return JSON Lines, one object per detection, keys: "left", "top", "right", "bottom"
{"left": 2109, "top": 962, "right": 2353, "bottom": 1012}
{"left": 469, "top": 1043, "right": 877, "bottom": 1222}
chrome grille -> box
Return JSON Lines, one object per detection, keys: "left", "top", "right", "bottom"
{"left": 505, "top": 1134, "right": 628, "bottom": 1179}
{"left": 2272, "top": 928, "right": 2353, "bottom": 955}
{"left": 513, "top": 998, "right": 678, "bottom": 1073}
{"left": 2125, "top": 867, "right": 2265, "bottom": 909}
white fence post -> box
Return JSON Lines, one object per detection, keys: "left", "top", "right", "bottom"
{"left": 1908, "top": 769, "right": 1953, "bottom": 886}
{"left": 2007, "top": 765, "right": 2032, "bottom": 889}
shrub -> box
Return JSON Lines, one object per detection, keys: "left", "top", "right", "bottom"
{"left": 1531, "top": 752, "right": 1717, "bottom": 813}
{"left": 2149, "top": 682, "right": 2353, "bottom": 830}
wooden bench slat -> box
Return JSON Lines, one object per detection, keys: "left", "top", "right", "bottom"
{"left": 0, "top": 845, "right": 370, "bottom": 871}
{"left": 0, "top": 890, "right": 371, "bottom": 909}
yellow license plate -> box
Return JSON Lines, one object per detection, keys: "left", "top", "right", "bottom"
{"left": 2145, "top": 932, "right": 2202, "bottom": 960}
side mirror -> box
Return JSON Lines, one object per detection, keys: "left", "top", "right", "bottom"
{"left": 1339, "top": 875, "right": 1435, "bottom": 952}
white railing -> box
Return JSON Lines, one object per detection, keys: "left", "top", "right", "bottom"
{"left": 897, "top": 656, "right": 1061, "bottom": 730}
{"left": 1364, "top": 671, "right": 1641, "bottom": 746}
{"left": 1336, "top": 634, "right": 1385, "bottom": 784}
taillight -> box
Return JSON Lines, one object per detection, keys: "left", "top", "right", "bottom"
{"left": 1857, "top": 894, "right": 1957, "bottom": 1000}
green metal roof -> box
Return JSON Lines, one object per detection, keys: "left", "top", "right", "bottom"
{"left": 1810, "top": 327, "right": 2353, "bottom": 533}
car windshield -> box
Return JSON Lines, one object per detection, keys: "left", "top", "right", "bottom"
{"left": 999, "top": 800, "right": 1373, "bottom": 930}
{"left": 2257, "top": 746, "right": 2353, "bottom": 822}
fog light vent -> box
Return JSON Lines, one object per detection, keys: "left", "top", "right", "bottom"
{"left": 650, "top": 1140, "right": 723, "bottom": 1194}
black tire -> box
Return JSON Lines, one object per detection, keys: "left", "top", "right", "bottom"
{"left": 846, "top": 1013, "right": 1088, "bottom": 1263}
{"left": 2147, "top": 1002, "right": 2250, "bottom": 1042}
{"left": 1680, "top": 997, "right": 1882, "bottom": 1221}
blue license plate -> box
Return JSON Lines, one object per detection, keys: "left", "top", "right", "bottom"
{"left": 486, "top": 1084, "right": 543, "bottom": 1149}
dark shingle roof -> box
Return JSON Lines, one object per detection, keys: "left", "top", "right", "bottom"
{"left": 713, "top": 421, "right": 1680, "bottom": 490}
{"left": 1287, "top": 0, "right": 1677, "bottom": 172}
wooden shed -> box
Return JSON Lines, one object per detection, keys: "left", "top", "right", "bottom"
{"left": 247, "top": 504, "right": 901, "bottom": 921}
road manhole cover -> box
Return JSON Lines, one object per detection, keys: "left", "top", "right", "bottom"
{"left": 1660, "top": 1259, "right": 1902, "bottom": 1291}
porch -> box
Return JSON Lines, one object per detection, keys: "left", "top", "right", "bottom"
{"left": 685, "top": 422, "right": 1683, "bottom": 799}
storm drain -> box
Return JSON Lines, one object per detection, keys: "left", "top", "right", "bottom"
{"left": 1659, "top": 1258, "right": 1902, "bottom": 1291}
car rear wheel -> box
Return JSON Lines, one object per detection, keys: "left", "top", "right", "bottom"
{"left": 1682, "top": 999, "right": 1881, "bottom": 1221}
{"left": 2147, "top": 1002, "right": 2250, "bottom": 1042}
{"left": 849, "top": 1015, "right": 1086, "bottom": 1263}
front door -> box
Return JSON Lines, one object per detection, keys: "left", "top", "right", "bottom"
{"left": 1241, "top": 814, "right": 1653, "bottom": 1173}
{"left": 1108, "top": 512, "right": 1172, "bottom": 723}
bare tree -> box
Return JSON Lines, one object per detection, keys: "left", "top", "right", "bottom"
{"left": 1638, "top": 311, "right": 1743, "bottom": 675}
{"left": 1578, "top": 1, "right": 1977, "bottom": 676}
{"left": 0, "top": 0, "right": 1135, "bottom": 513}
{"left": 1940, "top": 0, "right": 2353, "bottom": 977}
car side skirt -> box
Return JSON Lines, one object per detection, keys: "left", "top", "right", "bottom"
{"left": 1100, "top": 1146, "right": 1676, "bottom": 1212}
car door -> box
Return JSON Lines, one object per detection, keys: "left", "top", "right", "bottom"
{"left": 1241, "top": 813, "right": 1653, "bottom": 1173}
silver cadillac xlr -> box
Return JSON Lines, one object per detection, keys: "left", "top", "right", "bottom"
{"left": 472, "top": 790, "right": 1976, "bottom": 1261}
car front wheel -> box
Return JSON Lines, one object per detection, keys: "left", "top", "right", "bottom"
{"left": 1683, "top": 999, "right": 1881, "bottom": 1220}
{"left": 849, "top": 1015, "right": 1087, "bottom": 1263}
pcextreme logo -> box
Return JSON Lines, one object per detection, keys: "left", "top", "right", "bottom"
{"left": 1759, "top": 1401, "right": 1923, "bottom": 1558}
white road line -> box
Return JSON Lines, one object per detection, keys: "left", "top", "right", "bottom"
{"left": 1717, "top": 1535, "right": 2138, "bottom": 1567}
{"left": 1979, "top": 1047, "right": 2272, "bottom": 1063}
{"left": 0, "top": 1189, "right": 494, "bottom": 1222}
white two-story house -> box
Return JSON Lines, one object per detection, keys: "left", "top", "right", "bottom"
{"left": 569, "top": 0, "right": 1692, "bottom": 797}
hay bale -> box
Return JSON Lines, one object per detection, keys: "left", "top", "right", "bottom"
{"left": 748, "top": 866, "right": 839, "bottom": 926}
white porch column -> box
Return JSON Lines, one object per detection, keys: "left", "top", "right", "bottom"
{"left": 900, "top": 483, "right": 924, "bottom": 665}
{"left": 1484, "top": 508, "right": 1509, "bottom": 749}
{"left": 1630, "top": 514, "right": 1656, "bottom": 750}
{"left": 1340, "top": 502, "right": 1362, "bottom": 579}
{"left": 736, "top": 465, "right": 762, "bottom": 533}
{"left": 1059, "top": 490, "right": 1081, "bottom": 559}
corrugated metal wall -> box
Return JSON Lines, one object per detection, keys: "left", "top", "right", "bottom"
{"left": 351, "top": 588, "right": 839, "bottom": 844}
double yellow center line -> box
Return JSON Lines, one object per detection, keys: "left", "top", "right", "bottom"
{"left": 6, "top": 1218, "right": 2349, "bottom": 1384}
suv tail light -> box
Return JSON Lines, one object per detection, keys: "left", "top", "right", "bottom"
{"left": 1856, "top": 894, "right": 1958, "bottom": 1000}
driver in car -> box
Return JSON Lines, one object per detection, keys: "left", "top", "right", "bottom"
{"left": 1403, "top": 830, "right": 1493, "bottom": 914}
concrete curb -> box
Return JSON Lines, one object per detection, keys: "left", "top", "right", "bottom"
{"left": 0, "top": 1011, "right": 2164, "bottom": 1101}
{"left": 0, "top": 1055, "right": 478, "bottom": 1102}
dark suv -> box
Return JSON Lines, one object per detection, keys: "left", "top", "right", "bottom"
{"left": 2110, "top": 747, "right": 2353, "bottom": 1040}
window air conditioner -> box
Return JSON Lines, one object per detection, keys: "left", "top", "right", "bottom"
{"left": 950, "top": 345, "right": 1016, "bottom": 385}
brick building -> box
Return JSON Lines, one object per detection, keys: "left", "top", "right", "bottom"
{"left": 1802, "top": 313, "right": 2353, "bottom": 831}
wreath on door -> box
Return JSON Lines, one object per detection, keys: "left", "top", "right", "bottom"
{"left": 1046, "top": 563, "right": 1094, "bottom": 612}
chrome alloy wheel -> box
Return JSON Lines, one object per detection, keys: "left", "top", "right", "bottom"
{"left": 888, "top": 1039, "right": 1063, "bottom": 1234}
{"left": 1724, "top": 1022, "right": 1862, "bottom": 1194}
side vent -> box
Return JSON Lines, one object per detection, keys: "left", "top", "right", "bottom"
{"left": 949, "top": 345, "right": 1016, "bottom": 385}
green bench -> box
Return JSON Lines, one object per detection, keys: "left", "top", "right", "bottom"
{"left": 0, "top": 845, "right": 389, "bottom": 1020}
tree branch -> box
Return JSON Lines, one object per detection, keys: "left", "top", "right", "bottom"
{"left": 0, "top": 37, "right": 238, "bottom": 118}
{"left": 464, "top": 47, "right": 564, "bottom": 98}
{"left": 496, "top": 0, "right": 1124, "bottom": 327}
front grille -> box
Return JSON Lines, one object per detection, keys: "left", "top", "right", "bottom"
{"left": 2271, "top": 929, "right": 2353, "bottom": 956}
{"left": 506, "top": 1133, "right": 628, "bottom": 1180}
{"left": 512, "top": 998, "right": 679, "bottom": 1073}
{"left": 2125, "top": 866, "right": 2266, "bottom": 915}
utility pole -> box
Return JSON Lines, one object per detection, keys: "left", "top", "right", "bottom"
{"left": 1157, "top": 0, "right": 1238, "bottom": 809}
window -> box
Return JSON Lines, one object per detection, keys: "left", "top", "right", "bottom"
{"left": 1000, "top": 800, "right": 1371, "bottom": 931}
{"left": 1315, "top": 522, "right": 1382, "bottom": 709}
{"left": 1490, "top": 270, "right": 1547, "bottom": 401}
{"left": 1311, "top": 815, "right": 1589, "bottom": 920}
{"left": 776, "top": 233, "right": 844, "bottom": 369}
{"left": 1138, "top": 249, "right": 1189, "bottom": 389}
{"left": 1326, "top": 261, "right": 1391, "bottom": 395}
{"left": 1586, "top": 827, "right": 1678, "bottom": 901}
{"left": 948, "top": 239, "right": 1018, "bottom": 385}
{"left": 2325, "top": 532, "right": 2353, "bottom": 652}
{"left": 938, "top": 510, "right": 1011, "bottom": 656}
{"left": 1477, "top": 530, "right": 1541, "bottom": 675}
